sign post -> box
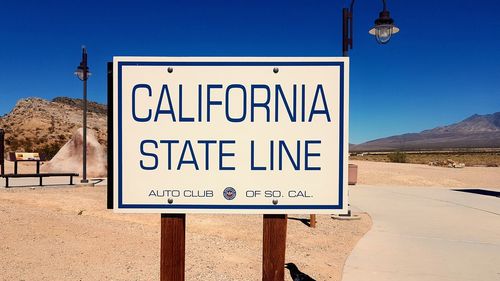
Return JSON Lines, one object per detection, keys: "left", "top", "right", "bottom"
{"left": 263, "top": 214, "right": 288, "bottom": 281}
{"left": 310, "top": 214, "right": 317, "bottom": 228}
{"left": 160, "top": 214, "right": 186, "bottom": 281}
{"left": 109, "top": 57, "right": 349, "bottom": 280}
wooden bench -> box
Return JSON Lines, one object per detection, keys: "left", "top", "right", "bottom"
{"left": 1, "top": 173, "right": 79, "bottom": 188}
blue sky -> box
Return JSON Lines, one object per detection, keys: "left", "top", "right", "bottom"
{"left": 0, "top": 0, "right": 499, "bottom": 144}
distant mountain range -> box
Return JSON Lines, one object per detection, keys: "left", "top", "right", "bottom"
{"left": 351, "top": 112, "right": 500, "bottom": 151}
{"left": 1, "top": 97, "right": 498, "bottom": 154}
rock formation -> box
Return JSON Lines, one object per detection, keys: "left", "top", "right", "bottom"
{"left": 41, "top": 128, "right": 107, "bottom": 177}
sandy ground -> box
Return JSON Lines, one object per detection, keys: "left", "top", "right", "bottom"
{"left": 0, "top": 161, "right": 371, "bottom": 281}
{"left": 352, "top": 160, "right": 500, "bottom": 188}
{"left": 2, "top": 159, "right": 498, "bottom": 280}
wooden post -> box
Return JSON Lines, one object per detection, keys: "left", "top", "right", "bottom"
{"left": 160, "top": 214, "right": 186, "bottom": 281}
{"left": 262, "top": 214, "right": 287, "bottom": 281}
{"left": 310, "top": 214, "right": 316, "bottom": 228}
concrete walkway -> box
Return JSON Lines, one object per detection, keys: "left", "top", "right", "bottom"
{"left": 343, "top": 185, "right": 500, "bottom": 281}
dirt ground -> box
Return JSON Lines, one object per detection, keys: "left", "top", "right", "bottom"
{"left": 2, "top": 159, "right": 498, "bottom": 280}
{"left": 0, "top": 161, "right": 371, "bottom": 281}
{"left": 352, "top": 160, "right": 500, "bottom": 188}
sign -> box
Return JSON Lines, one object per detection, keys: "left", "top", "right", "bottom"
{"left": 112, "top": 57, "right": 349, "bottom": 214}
{"left": 13, "top": 152, "right": 40, "bottom": 161}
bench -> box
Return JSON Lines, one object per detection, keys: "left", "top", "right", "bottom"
{"left": 1, "top": 173, "right": 79, "bottom": 188}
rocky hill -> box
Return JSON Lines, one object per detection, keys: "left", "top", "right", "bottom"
{"left": 352, "top": 112, "right": 500, "bottom": 151}
{"left": 52, "top": 97, "right": 107, "bottom": 115}
{"left": 0, "top": 97, "right": 107, "bottom": 158}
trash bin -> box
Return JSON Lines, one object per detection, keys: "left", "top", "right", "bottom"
{"left": 348, "top": 164, "right": 358, "bottom": 185}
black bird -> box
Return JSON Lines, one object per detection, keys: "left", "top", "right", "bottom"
{"left": 285, "top": 263, "right": 316, "bottom": 281}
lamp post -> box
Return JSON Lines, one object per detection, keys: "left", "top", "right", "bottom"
{"left": 340, "top": 0, "right": 398, "bottom": 218}
{"left": 74, "top": 46, "right": 91, "bottom": 184}
{"left": 342, "top": 0, "right": 400, "bottom": 56}
{"left": 0, "top": 129, "right": 4, "bottom": 176}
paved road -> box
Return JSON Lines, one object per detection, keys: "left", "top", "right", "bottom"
{"left": 343, "top": 185, "right": 500, "bottom": 281}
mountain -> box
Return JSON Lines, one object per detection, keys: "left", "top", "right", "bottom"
{"left": 351, "top": 112, "right": 500, "bottom": 151}
{"left": 0, "top": 97, "right": 107, "bottom": 158}
{"left": 52, "top": 97, "right": 107, "bottom": 115}
{"left": 2, "top": 98, "right": 498, "bottom": 155}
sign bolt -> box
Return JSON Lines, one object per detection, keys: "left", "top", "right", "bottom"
{"left": 168, "top": 198, "right": 174, "bottom": 204}
{"left": 273, "top": 67, "right": 279, "bottom": 73}
{"left": 167, "top": 67, "right": 173, "bottom": 73}
{"left": 272, "top": 199, "right": 278, "bottom": 205}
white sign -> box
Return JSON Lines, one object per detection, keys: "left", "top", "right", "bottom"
{"left": 113, "top": 57, "right": 349, "bottom": 214}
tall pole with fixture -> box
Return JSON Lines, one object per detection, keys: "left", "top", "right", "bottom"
{"left": 341, "top": 0, "right": 399, "bottom": 218}
{"left": 343, "top": 0, "right": 400, "bottom": 57}
{"left": 0, "top": 129, "right": 4, "bottom": 176}
{"left": 75, "top": 46, "right": 91, "bottom": 184}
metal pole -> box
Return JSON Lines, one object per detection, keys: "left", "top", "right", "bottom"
{"left": 342, "top": 8, "right": 349, "bottom": 57}
{"left": 0, "top": 129, "right": 4, "bottom": 176}
{"left": 342, "top": 6, "right": 353, "bottom": 217}
{"left": 81, "top": 48, "right": 88, "bottom": 183}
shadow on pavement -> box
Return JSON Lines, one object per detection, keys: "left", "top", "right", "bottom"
{"left": 453, "top": 189, "right": 500, "bottom": 198}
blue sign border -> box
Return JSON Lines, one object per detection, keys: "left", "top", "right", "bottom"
{"left": 117, "top": 60, "right": 345, "bottom": 210}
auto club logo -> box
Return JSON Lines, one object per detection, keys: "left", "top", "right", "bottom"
{"left": 223, "top": 187, "right": 237, "bottom": 200}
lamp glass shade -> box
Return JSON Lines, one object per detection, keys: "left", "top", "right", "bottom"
{"left": 74, "top": 69, "right": 84, "bottom": 80}
{"left": 376, "top": 25, "right": 392, "bottom": 44}
{"left": 74, "top": 67, "right": 91, "bottom": 81}
{"left": 369, "top": 24, "right": 399, "bottom": 44}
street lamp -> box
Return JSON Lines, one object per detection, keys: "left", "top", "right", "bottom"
{"left": 339, "top": 0, "right": 398, "bottom": 219}
{"left": 74, "top": 46, "right": 91, "bottom": 184}
{"left": 343, "top": 0, "right": 399, "bottom": 56}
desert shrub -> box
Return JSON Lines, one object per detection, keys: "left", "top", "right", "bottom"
{"left": 7, "top": 139, "right": 18, "bottom": 151}
{"left": 39, "top": 142, "right": 64, "bottom": 160}
{"left": 49, "top": 116, "right": 55, "bottom": 133}
{"left": 388, "top": 151, "right": 407, "bottom": 163}
{"left": 37, "top": 136, "right": 48, "bottom": 144}
{"left": 21, "top": 138, "right": 34, "bottom": 151}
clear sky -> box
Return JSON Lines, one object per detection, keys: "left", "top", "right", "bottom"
{"left": 0, "top": 0, "right": 499, "bottom": 144}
